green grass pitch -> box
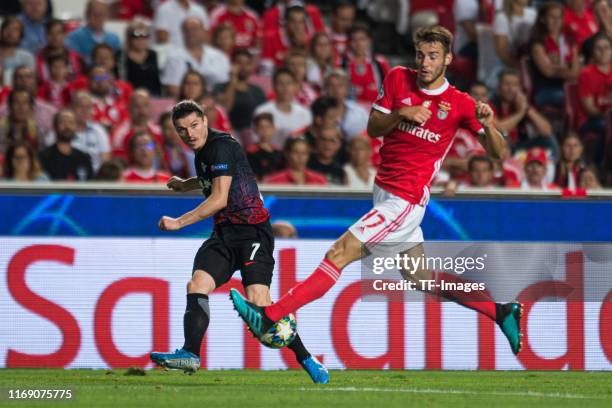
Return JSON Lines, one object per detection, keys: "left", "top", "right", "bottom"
{"left": 1, "top": 369, "right": 611, "bottom": 408}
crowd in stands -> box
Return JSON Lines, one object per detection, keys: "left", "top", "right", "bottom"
{"left": 0, "top": 0, "right": 609, "bottom": 193}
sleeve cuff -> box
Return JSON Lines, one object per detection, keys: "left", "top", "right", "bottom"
{"left": 372, "top": 103, "right": 392, "bottom": 114}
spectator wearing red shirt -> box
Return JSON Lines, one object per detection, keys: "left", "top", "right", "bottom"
{"left": 284, "top": 49, "right": 318, "bottom": 107}
{"left": 529, "top": 2, "right": 580, "bottom": 108}
{"left": 159, "top": 111, "right": 194, "bottom": 179}
{"left": 582, "top": 0, "right": 612, "bottom": 62}
{"left": 37, "top": 55, "right": 70, "bottom": 109}
{"left": 87, "top": 65, "right": 130, "bottom": 133}
{"left": 123, "top": 130, "right": 171, "bottom": 183}
{"left": 329, "top": 0, "right": 355, "bottom": 58}
{"left": 491, "top": 69, "right": 556, "bottom": 154}
{"left": 36, "top": 19, "right": 83, "bottom": 84}
{"left": 564, "top": 0, "right": 599, "bottom": 50}
{"left": 178, "top": 70, "right": 232, "bottom": 133}
{"left": 265, "top": 136, "right": 327, "bottom": 185}
{"left": 521, "top": 147, "right": 559, "bottom": 190}
{"left": 554, "top": 132, "right": 587, "bottom": 188}
{"left": 262, "top": 0, "right": 326, "bottom": 37}
{"left": 115, "top": 0, "right": 154, "bottom": 20}
{"left": 209, "top": 0, "right": 260, "bottom": 50}
{"left": 63, "top": 44, "right": 133, "bottom": 106}
{"left": 111, "top": 88, "right": 162, "bottom": 161}
{"left": 577, "top": 33, "right": 612, "bottom": 164}
{"left": 261, "top": 5, "right": 310, "bottom": 73}
{"left": 341, "top": 23, "right": 390, "bottom": 104}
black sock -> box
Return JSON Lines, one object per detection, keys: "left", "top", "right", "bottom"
{"left": 288, "top": 334, "right": 311, "bottom": 363}
{"left": 182, "top": 293, "right": 210, "bottom": 357}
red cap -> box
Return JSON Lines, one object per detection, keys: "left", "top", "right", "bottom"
{"left": 525, "top": 147, "right": 547, "bottom": 165}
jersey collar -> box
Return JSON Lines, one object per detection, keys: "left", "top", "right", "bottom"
{"left": 418, "top": 78, "right": 449, "bottom": 96}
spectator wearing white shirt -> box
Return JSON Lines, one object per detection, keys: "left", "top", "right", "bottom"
{"left": 153, "top": 0, "right": 209, "bottom": 47}
{"left": 343, "top": 135, "right": 375, "bottom": 189}
{"left": 161, "top": 17, "right": 230, "bottom": 97}
{"left": 453, "top": 0, "right": 480, "bottom": 59}
{"left": 323, "top": 69, "right": 368, "bottom": 140}
{"left": 254, "top": 67, "right": 312, "bottom": 146}
{"left": 494, "top": 0, "right": 537, "bottom": 69}
{"left": 71, "top": 90, "right": 111, "bottom": 172}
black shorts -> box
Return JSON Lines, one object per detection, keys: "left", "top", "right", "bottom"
{"left": 193, "top": 220, "right": 275, "bottom": 288}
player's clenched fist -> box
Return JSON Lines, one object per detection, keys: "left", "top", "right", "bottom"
{"left": 166, "top": 176, "right": 186, "bottom": 192}
{"left": 159, "top": 215, "right": 181, "bottom": 231}
{"left": 397, "top": 105, "right": 432, "bottom": 125}
{"left": 475, "top": 101, "right": 495, "bottom": 127}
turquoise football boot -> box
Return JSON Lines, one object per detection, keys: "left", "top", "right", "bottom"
{"left": 496, "top": 302, "right": 523, "bottom": 355}
{"left": 229, "top": 288, "right": 274, "bottom": 338}
{"left": 150, "top": 348, "right": 200, "bottom": 374}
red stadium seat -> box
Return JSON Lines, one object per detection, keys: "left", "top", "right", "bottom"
{"left": 564, "top": 81, "right": 579, "bottom": 131}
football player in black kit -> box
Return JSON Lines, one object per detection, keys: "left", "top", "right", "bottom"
{"left": 150, "top": 100, "right": 329, "bottom": 383}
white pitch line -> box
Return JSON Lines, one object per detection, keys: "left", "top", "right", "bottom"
{"left": 295, "top": 386, "right": 604, "bottom": 400}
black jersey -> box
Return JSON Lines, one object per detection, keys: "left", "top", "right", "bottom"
{"left": 194, "top": 129, "right": 269, "bottom": 225}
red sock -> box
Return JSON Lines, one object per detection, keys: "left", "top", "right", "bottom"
{"left": 265, "top": 259, "right": 341, "bottom": 321}
{"left": 432, "top": 271, "right": 497, "bottom": 321}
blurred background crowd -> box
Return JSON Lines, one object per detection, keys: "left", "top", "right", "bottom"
{"left": 0, "top": 0, "right": 609, "bottom": 193}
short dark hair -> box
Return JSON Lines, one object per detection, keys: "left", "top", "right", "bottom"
{"left": 348, "top": 22, "right": 371, "bottom": 39}
{"left": 283, "top": 136, "right": 309, "bottom": 154}
{"left": 468, "top": 155, "right": 494, "bottom": 172}
{"left": 311, "top": 96, "right": 339, "bottom": 119}
{"left": 285, "top": 5, "right": 306, "bottom": 21}
{"left": 171, "top": 100, "right": 205, "bottom": 125}
{"left": 159, "top": 111, "right": 172, "bottom": 127}
{"left": 273, "top": 67, "right": 296, "bottom": 85}
{"left": 46, "top": 54, "right": 69, "bottom": 67}
{"left": 332, "top": 0, "right": 355, "bottom": 14}
{"left": 92, "top": 43, "right": 115, "bottom": 60}
{"left": 45, "top": 19, "right": 64, "bottom": 34}
{"left": 8, "top": 88, "right": 34, "bottom": 108}
{"left": 414, "top": 26, "right": 453, "bottom": 54}
{"left": 232, "top": 48, "right": 252, "bottom": 61}
{"left": 498, "top": 68, "right": 520, "bottom": 83}
{"left": 53, "top": 108, "right": 76, "bottom": 130}
{"left": 253, "top": 112, "right": 274, "bottom": 126}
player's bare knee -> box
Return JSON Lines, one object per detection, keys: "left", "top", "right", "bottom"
{"left": 188, "top": 270, "right": 215, "bottom": 294}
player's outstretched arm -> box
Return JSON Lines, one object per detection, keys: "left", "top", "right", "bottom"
{"left": 475, "top": 102, "right": 506, "bottom": 160}
{"left": 159, "top": 176, "right": 232, "bottom": 231}
{"left": 166, "top": 176, "right": 201, "bottom": 193}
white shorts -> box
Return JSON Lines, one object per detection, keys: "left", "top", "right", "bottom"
{"left": 349, "top": 184, "right": 426, "bottom": 251}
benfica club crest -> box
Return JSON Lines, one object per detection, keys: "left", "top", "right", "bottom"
{"left": 437, "top": 101, "right": 451, "bottom": 120}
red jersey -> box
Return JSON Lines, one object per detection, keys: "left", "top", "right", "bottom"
{"left": 577, "top": 63, "right": 612, "bottom": 127}
{"left": 262, "top": 3, "right": 326, "bottom": 36}
{"left": 372, "top": 66, "right": 484, "bottom": 205}
{"left": 343, "top": 54, "right": 390, "bottom": 103}
{"left": 265, "top": 169, "right": 327, "bottom": 185}
{"left": 124, "top": 168, "right": 171, "bottom": 183}
{"left": 210, "top": 6, "right": 261, "bottom": 49}
{"left": 110, "top": 120, "right": 163, "bottom": 160}
{"left": 37, "top": 81, "right": 69, "bottom": 109}
{"left": 563, "top": 7, "right": 598, "bottom": 49}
